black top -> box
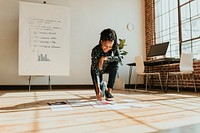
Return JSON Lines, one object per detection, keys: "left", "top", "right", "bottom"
{"left": 91, "top": 44, "right": 122, "bottom": 74}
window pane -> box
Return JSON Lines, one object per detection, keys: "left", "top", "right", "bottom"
{"left": 171, "top": 52, "right": 179, "bottom": 58}
{"left": 170, "top": 29, "right": 179, "bottom": 44}
{"left": 198, "top": 0, "right": 200, "bottom": 14}
{"left": 169, "top": 0, "right": 178, "bottom": 10}
{"left": 170, "top": 9, "right": 178, "bottom": 27}
{"left": 192, "top": 39, "right": 200, "bottom": 60}
{"left": 172, "top": 44, "right": 179, "bottom": 58}
{"left": 191, "top": 0, "right": 198, "bottom": 17}
{"left": 162, "top": 13, "right": 170, "bottom": 30}
{"left": 155, "top": 0, "right": 162, "bottom": 17}
{"left": 155, "top": 1, "right": 161, "bottom": 17}
{"left": 167, "top": 43, "right": 179, "bottom": 58}
{"left": 160, "top": 31, "right": 164, "bottom": 38}
{"left": 156, "top": 38, "right": 162, "bottom": 44}
{"left": 155, "top": 17, "right": 161, "bottom": 33}
{"left": 163, "top": 34, "right": 170, "bottom": 42}
{"left": 181, "top": 4, "right": 190, "bottom": 22}
{"left": 162, "top": 0, "right": 169, "bottom": 14}
{"left": 180, "top": 0, "right": 190, "bottom": 5}
{"left": 182, "top": 41, "right": 192, "bottom": 53}
{"left": 182, "top": 22, "right": 191, "bottom": 41}
{"left": 191, "top": 18, "right": 200, "bottom": 38}
{"left": 156, "top": 32, "right": 161, "bottom": 40}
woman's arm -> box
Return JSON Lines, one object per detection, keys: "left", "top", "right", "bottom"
{"left": 106, "top": 50, "right": 122, "bottom": 65}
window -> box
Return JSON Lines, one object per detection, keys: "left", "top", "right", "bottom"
{"left": 154, "top": 0, "right": 200, "bottom": 59}
{"left": 155, "top": 0, "right": 179, "bottom": 58}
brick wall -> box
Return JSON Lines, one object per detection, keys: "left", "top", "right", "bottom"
{"left": 144, "top": 0, "right": 200, "bottom": 90}
{"left": 145, "top": 0, "right": 155, "bottom": 57}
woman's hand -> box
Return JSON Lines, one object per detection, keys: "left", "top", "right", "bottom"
{"left": 95, "top": 83, "right": 103, "bottom": 101}
{"left": 98, "top": 56, "right": 108, "bottom": 70}
{"left": 96, "top": 89, "right": 103, "bottom": 101}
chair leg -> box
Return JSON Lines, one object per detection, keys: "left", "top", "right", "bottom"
{"left": 149, "top": 75, "right": 152, "bottom": 90}
{"left": 181, "top": 74, "right": 184, "bottom": 92}
{"left": 192, "top": 74, "right": 197, "bottom": 92}
{"left": 165, "top": 73, "right": 169, "bottom": 93}
{"left": 176, "top": 75, "right": 179, "bottom": 92}
{"left": 145, "top": 75, "right": 148, "bottom": 92}
{"left": 135, "top": 75, "right": 138, "bottom": 91}
{"left": 158, "top": 74, "right": 163, "bottom": 91}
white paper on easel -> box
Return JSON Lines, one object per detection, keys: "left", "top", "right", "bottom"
{"left": 19, "top": 1, "right": 70, "bottom": 76}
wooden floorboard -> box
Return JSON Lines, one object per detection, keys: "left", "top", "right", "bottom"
{"left": 0, "top": 89, "right": 200, "bottom": 133}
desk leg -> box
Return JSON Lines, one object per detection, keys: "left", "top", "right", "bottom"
{"left": 165, "top": 63, "right": 170, "bottom": 93}
{"left": 160, "top": 62, "right": 164, "bottom": 91}
{"left": 128, "top": 66, "right": 133, "bottom": 86}
{"left": 28, "top": 76, "right": 31, "bottom": 92}
{"left": 49, "top": 75, "right": 52, "bottom": 90}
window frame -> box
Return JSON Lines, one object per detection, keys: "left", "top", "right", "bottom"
{"left": 154, "top": 0, "right": 200, "bottom": 59}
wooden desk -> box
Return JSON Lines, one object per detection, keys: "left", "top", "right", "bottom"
{"left": 127, "top": 58, "right": 180, "bottom": 91}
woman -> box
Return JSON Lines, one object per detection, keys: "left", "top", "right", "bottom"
{"left": 91, "top": 28, "right": 122, "bottom": 101}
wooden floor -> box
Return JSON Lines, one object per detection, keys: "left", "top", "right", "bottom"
{"left": 1, "top": 89, "right": 200, "bottom": 133}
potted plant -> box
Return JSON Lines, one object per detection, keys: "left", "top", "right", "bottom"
{"left": 115, "top": 39, "right": 128, "bottom": 90}
{"left": 118, "top": 39, "right": 128, "bottom": 58}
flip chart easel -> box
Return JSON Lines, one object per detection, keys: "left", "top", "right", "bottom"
{"left": 19, "top": 1, "right": 70, "bottom": 91}
{"left": 28, "top": 75, "right": 52, "bottom": 91}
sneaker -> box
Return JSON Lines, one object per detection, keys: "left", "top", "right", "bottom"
{"left": 105, "top": 90, "right": 114, "bottom": 101}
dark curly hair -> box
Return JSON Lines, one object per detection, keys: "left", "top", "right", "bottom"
{"left": 99, "top": 28, "right": 118, "bottom": 50}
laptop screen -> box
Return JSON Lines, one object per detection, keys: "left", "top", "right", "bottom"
{"left": 147, "top": 42, "right": 169, "bottom": 58}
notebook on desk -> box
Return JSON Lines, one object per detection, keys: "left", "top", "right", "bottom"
{"left": 146, "top": 42, "right": 173, "bottom": 62}
{"left": 147, "top": 42, "right": 169, "bottom": 58}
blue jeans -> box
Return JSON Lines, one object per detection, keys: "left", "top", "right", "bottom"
{"left": 91, "top": 62, "right": 118, "bottom": 95}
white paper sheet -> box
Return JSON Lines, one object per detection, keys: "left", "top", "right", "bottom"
{"left": 50, "top": 105, "right": 73, "bottom": 111}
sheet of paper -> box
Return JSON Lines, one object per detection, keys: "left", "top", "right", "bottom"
{"left": 70, "top": 102, "right": 97, "bottom": 107}
{"left": 50, "top": 105, "right": 73, "bottom": 111}
{"left": 109, "top": 104, "right": 131, "bottom": 110}
{"left": 93, "top": 103, "right": 130, "bottom": 110}
{"left": 123, "top": 103, "right": 152, "bottom": 108}
{"left": 121, "top": 99, "right": 139, "bottom": 103}
{"left": 96, "top": 100, "right": 115, "bottom": 105}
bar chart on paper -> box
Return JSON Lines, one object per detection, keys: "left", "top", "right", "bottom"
{"left": 38, "top": 53, "right": 51, "bottom": 62}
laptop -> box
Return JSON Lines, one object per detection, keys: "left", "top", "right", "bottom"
{"left": 147, "top": 42, "right": 169, "bottom": 58}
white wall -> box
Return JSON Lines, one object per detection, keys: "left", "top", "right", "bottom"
{"left": 0, "top": 0, "right": 145, "bottom": 85}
